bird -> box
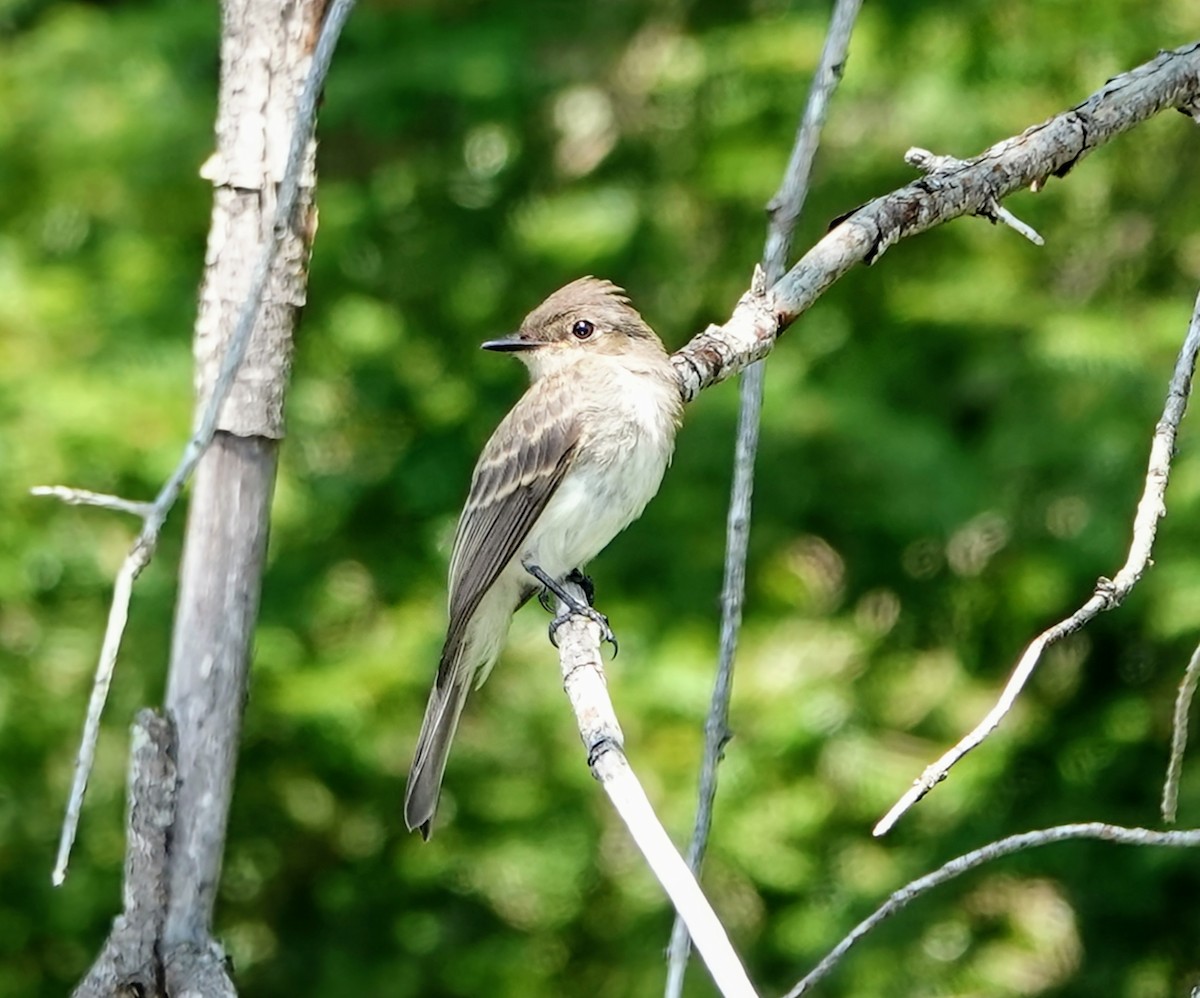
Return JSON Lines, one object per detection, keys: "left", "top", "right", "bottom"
{"left": 404, "top": 277, "right": 683, "bottom": 839}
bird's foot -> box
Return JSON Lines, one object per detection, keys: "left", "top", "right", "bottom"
{"left": 549, "top": 605, "right": 617, "bottom": 656}
{"left": 524, "top": 562, "right": 618, "bottom": 657}
{"left": 535, "top": 568, "right": 595, "bottom": 612}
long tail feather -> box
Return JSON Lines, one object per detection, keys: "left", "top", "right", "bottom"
{"left": 404, "top": 646, "right": 472, "bottom": 840}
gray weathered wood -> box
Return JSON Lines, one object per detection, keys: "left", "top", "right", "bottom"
{"left": 163, "top": 433, "right": 279, "bottom": 949}
{"left": 163, "top": 0, "right": 323, "bottom": 954}
{"left": 73, "top": 711, "right": 177, "bottom": 998}
{"left": 71, "top": 0, "right": 328, "bottom": 992}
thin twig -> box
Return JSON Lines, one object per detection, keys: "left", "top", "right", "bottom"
{"left": 1163, "top": 640, "right": 1200, "bottom": 823}
{"left": 982, "top": 197, "right": 1045, "bottom": 245}
{"left": 30, "top": 486, "right": 154, "bottom": 518}
{"left": 875, "top": 285, "right": 1200, "bottom": 837}
{"left": 785, "top": 822, "right": 1200, "bottom": 996}
{"left": 663, "top": 360, "right": 762, "bottom": 998}
{"left": 50, "top": 0, "right": 357, "bottom": 888}
{"left": 554, "top": 584, "right": 758, "bottom": 998}
{"left": 665, "top": 3, "right": 862, "bottom": 994}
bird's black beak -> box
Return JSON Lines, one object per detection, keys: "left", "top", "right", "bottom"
{"left": 481, "top": 333, "right": 542, "bottom": 352}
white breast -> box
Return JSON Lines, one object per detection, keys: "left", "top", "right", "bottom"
{"left": 517, "top": 362, "right": 678, "bottom": 580}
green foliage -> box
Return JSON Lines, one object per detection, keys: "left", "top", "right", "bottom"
{"left": 3, "top": 0, "right": 1200, "bottom": 994}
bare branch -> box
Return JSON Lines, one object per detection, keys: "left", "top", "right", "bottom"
{"left": 164, "top": 435, "right": 279, "bottom": 953}
{"left": 662, "top": 42, "right": 1200, "bottom": 841}
{"left": 761, "top": 0, "right": 864, "bottom": 285}
{"left": 785, "top": 823, "right": 1200, "bottom": 996}
{"left": 553, "top": 583, "right": 757, "bottom": 998}
{"left": 30, "top": 486, "right": 154, "bottom": 518}
{"left": 54, "top": 548, "right": 147, "bottom": 886}
{"left": 875, "top": 284, "right": 1200, "bottom": 836}
{"left": 52, "top": 0, "right": 358, "bottom": 889}
{"left": 672, "top": 41, "right": 1200, "bottom": 397}
{"left": 1163, "top": 640, "right": 1200, "bottom": 823}
{"left": 666, "top": 1, "right": 862, "bottom": 994}
{"left": 661, "top": 18, "right": 1199, "bottom": 992}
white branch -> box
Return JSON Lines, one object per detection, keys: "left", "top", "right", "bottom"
{"left": 983, "top": 197, "right": 1045, "bottom": 245}
{"left": 875, "top": 283, "right": 1200, "bottom": 836}
{"left": 553, "top": 585, "right": 757, "bottom": 998}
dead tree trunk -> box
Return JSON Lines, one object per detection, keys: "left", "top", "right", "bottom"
{"left": 73, "top": 1, "right": 324, "bottom": 993}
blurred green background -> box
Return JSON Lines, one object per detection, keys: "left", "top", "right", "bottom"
{"left": 3, "top": 0, "right": 1200, "bottom": 994}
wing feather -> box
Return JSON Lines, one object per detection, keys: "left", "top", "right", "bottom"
{"left": 439, "top": 397, "right": 579, "bottom": 679}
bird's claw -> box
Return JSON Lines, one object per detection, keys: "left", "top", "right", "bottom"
{"left": 525, "top": 562, "right": 616, "bottom": 657}
{"left": 548, "top": 606, "right": 618, "bottom": 658}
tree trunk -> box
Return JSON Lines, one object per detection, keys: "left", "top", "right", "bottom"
{"left": 73, "top": 1, "right": 323, "bottom": 993}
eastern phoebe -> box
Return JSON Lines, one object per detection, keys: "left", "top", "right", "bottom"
{"left": 404, "top": 277, "right": 682, "bottom": 838}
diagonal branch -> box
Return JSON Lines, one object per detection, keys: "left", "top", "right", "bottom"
{"left": 662, "top": 48, "right": 1200, "bottom": 835}
{"left": 553, "top": 583, "right": 758, "bottom": 998}
{"left": 874, "top": 283, "right": 1200, "bottom": 836}
{"left": 42, "top": 0, "right": 358, "bottom": 888}
{"left": 665, "top": 2, "right": 862, "bottom": 994}
{"left": 785, "top": 823, "right": 1200, "bottom": 996}
{"left": 670, "top": 41, "right": 1200, "bottom": 398}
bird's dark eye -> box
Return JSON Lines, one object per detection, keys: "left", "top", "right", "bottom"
{"left": 571, "top": 319, "right": 595, "bottom": 340}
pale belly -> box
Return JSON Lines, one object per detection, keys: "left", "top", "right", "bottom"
{"left": 519, "top": 366, "right": 676, "bottom": 579}
{"left": 520, "top": 443, "right": 668, "bottom": 578}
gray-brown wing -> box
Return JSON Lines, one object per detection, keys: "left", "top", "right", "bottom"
{"left": 439, "top": 401, "right": 580, "bottom": 678}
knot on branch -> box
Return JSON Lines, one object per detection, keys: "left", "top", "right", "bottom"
{"left": 1094, "top": 575, "right": 1120, "bottom": 609}
{"left": 905, "top": 146, "right": 968, "bottom": 174}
